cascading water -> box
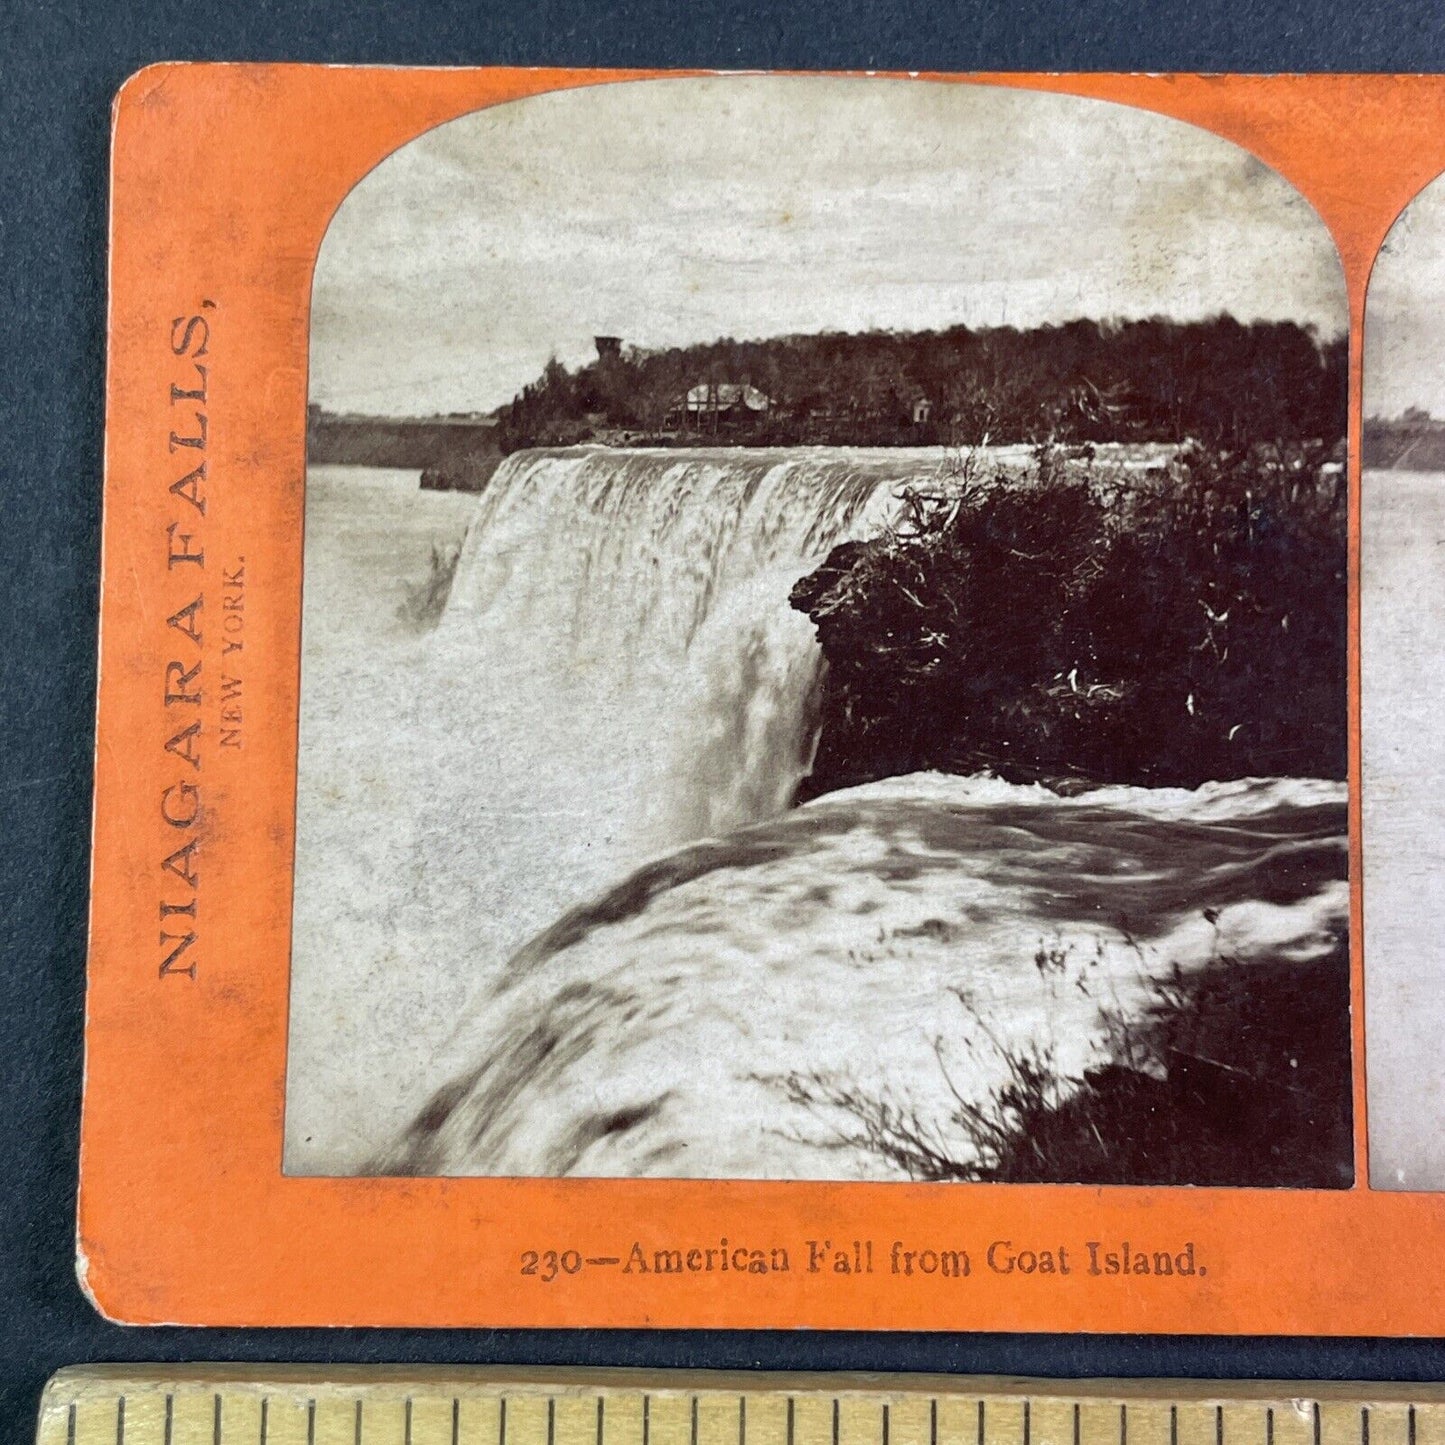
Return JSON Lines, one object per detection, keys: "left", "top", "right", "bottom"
{"left": 381, "top": 773, "right": 1348, "bottom": 1180}
{"left": 287, "top": 448, "right": 944, "bottom": 1173}
{"left": 286, "top": 447, "right": 1349, "bottom": 1181}
{"left": 434, "top": 447, "right": 922, "bottom": 851}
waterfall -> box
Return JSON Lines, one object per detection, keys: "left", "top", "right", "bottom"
{"left": 380, "top": 772, "right": 1349, "bottom": 1179}
{"left": 286, "top": 448, "right": 1350, "bottom": 1179}
{"left": 432, "top": 446, "right": 937, "bottom": 853}
{"left": 287, "top": 446, "right": 949, "bottom": 1173}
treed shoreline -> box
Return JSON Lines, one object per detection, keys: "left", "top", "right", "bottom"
{"left": 308, "top": 314, "right": 1348, "bottom": 492}
{"left": 498, "top": 316, "right": 1346, "bottom": 455}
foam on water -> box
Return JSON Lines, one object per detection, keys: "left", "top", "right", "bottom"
{"left": 287, "top": 449, "right": 941, "bottom": 1171}
{"left": 381, "top": 770, "right": 1347, "bottom": 1179}
{"left": 287, "top": 448, "right": 1344, "bottom": 1178}
{"left": 433, "top": 447, "right": 928, "bottom": 848}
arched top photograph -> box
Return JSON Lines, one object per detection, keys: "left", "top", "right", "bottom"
{"left": 310, "top": 75, "right": 1347, "bottom": 458}
{"left": 1361, "top": 167, "right": 1445, "bottom": 1192}
{"left": 289, "top": 75, "right": 1352, "bottom": 1188}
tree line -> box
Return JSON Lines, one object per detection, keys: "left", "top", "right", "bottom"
{"left": 497, "top": 316, "right": 1347, "bottom": 452}
{"left": 1363, "top": 407, "right": 1445, "bottom": 471}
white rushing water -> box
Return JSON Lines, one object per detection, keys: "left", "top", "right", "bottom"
{"left": 285, "top": 449, "right": 1346, "bottom": 1177}
{"left": 378, "top": 771, "right": 1347, "bottom": 1179}
{"left": 287, "top": 449, "right": 942, "bottom": 1171}
{"left": 435, "top": 447, "right": 931, "bottom": 846}
{"left": 1363, "top": 468, "right": 1445, "bottom": 1189}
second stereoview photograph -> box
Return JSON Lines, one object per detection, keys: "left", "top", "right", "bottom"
{"left": 285, "top": 77, "right": 1351, "bottom": 1185}
{"left": 1365, "top": 168, "right": 1445, "bottom": 1193}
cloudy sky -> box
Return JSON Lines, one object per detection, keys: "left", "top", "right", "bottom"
{"left": 310, "top": 76, "right": 1347, "bottom": 418}
{"left": 1367, "top": 174, "right": 1445, "bottom": 419}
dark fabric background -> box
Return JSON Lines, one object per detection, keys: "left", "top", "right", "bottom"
{"left": 6, "top": 3, "right": 1445, "bottom": 1440}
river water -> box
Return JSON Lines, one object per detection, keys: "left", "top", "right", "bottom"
{"left": 1363, "top": 467, "right": 1445, "bottom": 1189}
{"left": 285, "top": 450, "right": 1347, "bottom": 1178}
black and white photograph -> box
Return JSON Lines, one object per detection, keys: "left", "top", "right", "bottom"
{"left": 286, "top": 76, "right": 1352, "bottom": 1185}
{"left": 1364, "top": 171, "right": 1445, "bottom": 1191}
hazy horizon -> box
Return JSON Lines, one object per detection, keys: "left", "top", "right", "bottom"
{"left": 311, "top": 309, "right": 1344, "bottom": 421}
{"left": 1367, "top": 172, "right": 1445, "bottom": 420}
{"left": 310, "top": 77, "right": 1347, "bottom": 420}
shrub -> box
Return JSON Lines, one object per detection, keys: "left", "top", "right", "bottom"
{"left": 791, "top": 442, "right": 1348, "bottom": 793}
{"left": 773, "top": 928, "right": 1352, "bottom": 1188}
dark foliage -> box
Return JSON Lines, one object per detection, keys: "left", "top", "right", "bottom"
{"left": 1364, "top": 408, "right": 1445, "bottom": 470}
{"left": 791, "top": 442, "right": 1348, "bottom": 794}
{"left": 777, "top": 930, "right": 1352, "bottom": 1188}
{"left": 499, "top": 317, "right": 1347, "bottom": 452}
{"left": 1033, "top": 935, "right": 1353, "bottom": 1187}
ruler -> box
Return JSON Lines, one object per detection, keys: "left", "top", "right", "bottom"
{"left": 32, "top": 1371, "right": 1445, "bottom": 1445}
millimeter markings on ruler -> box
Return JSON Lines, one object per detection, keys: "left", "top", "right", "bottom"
{"left": 34, "top": 1371, "right": 1445, "bottom": 1445}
